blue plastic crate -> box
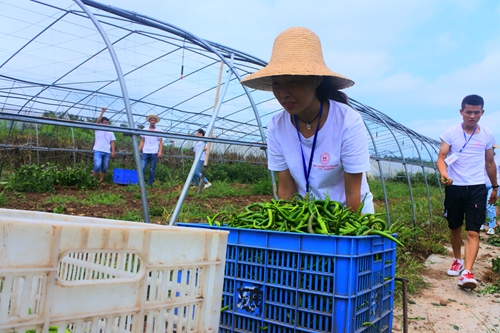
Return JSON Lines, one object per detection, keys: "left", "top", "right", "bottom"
{"left": 113, "top": 168, "right": 138, "bottom": 185}
{"left": 178, "top": 224, "right": 396, "bottom": 333}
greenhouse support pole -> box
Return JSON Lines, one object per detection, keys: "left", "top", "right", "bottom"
{"left": 204, "top": 61, "right": 223, "bottom": 166}
{"left": 169, "top": 56, "right": 234, "bottom": 226}
{"left": 73, "top": 0, "right": 150, "bottom": 223}
{"left": 199, "top": 61, "right": 223, "bottom": 193}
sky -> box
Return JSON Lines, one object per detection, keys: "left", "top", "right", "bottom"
{"left": 95, "top": 0, "right": 500, "bottom": 142}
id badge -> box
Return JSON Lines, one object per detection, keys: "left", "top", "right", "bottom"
{"left": 444, "top": 153, "right": 459, "bottom": 166}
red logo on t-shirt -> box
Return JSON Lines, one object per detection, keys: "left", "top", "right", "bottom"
{"left": 320, "top": 152, "right": 331, "bottom": 165}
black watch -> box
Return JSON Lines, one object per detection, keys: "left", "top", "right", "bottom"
{"left": 492, "top": 185, "right": 499, "bottom": 189}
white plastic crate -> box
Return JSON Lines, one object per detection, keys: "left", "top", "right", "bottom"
{"left": 0, "top": 208, "right": 228, "bottom": 333}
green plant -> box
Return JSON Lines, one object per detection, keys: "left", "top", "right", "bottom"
{"left": 44, "top": 195, "right": 79, "bottom": 205}
{"left": 55, "top": 163, "right": 98, "bottom": 189}
{"left": 82, "top": 192, "right": 125, "bottom": 206}
{"left": 53, "top": 204, "right": 65, "bottom": 214}
{"left": 117, "top": 210, "right": 143, "bottom": 222}
{"left": 488, "top": 226, "right": 500, "bottom": 246}
{"left": 8, "top": 163, "right": 58, "bottom": 193}
{"left": 250, "top": 178, "right": 274, "bottom": 195}
{"left": 493, "top": 257, "right": 500, "bottom": 275}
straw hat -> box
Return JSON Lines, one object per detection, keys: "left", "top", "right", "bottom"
{"left": 146, "top": 114, "right": 160, "bottom": 123}
{"left": 494, "top": 144, "right": 500, "bottom": 149}
{"left": 240, "top": 27, "right": 354, "bottom": 91}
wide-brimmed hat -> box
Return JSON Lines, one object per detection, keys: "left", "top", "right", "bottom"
{"left": 146, "top": 114, "right": 160, "bottom": 123}
{"left": 240, "top": 27, "right": 354, "bottom": 91}
{"left": 494, "top": 144, "right": 500, "bottom": 149}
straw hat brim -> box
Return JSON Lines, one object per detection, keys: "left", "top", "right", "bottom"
{"left": 146, "top": 115, "right": 160, "bottom": 123}
{"left": 493, "top": 144, "right": 500, "bottom": 149}
{"left": 240, "top": 27, "right": 354, "bottom": 91}
{"left": 241, "top": 70, "right": 354, "bottom": 92}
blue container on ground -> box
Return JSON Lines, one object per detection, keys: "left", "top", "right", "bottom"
{"left": 113, "top": 168, "right": 138, "bottom": 185}
{"left": 177, "top": 223, "right": 396, "bottom": 333}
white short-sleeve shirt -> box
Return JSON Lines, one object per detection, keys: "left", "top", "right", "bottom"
{"left": 141, "top": 127, "right": 162, "bottom": 154}
{"left": 194, "top": 141, "right": 206, "bottom": 161}
{"left": 267, "top": 99, "right": 373, "bottom": 213}
{"left": 93, "top": 130, "right": 115, "bottom": 153}
{"left": 440, "top": 124, "right": 495, "bottom": 186}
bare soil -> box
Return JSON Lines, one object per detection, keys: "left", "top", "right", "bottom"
{"left": 393, "top": 240, "right": 500, "bottom": 332}
{"left": 0, "top": 184, "right": 273, "bottom": 222}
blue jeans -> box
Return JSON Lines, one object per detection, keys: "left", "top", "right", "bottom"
{"left": 141, "top": 153, "right": 158, "bottom": 186}
{"left": 485, "top": 185, "right": 496, "bottom": 228}
{"left": 192, "top": 160, "right": 208, "bottom": 186}
{"left": 93, "top": 151, "right": 111, "bottom": 173}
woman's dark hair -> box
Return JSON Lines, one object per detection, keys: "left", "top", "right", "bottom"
{"left": 197, "top": 129, "right": 206, "bottom": 136}
{"left": 100, "top": 117, "right": 109, "bottom": 123}
{"left": 316, "top": 78, "right": 349, "bottom": 105}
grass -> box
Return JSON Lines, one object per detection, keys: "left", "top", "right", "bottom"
{"left": 82, "top": 192, "right": 126, "bottom": 206}
{"left": 44, "top": 195, "right": 79, "bottom": 204}
{"left": 472, "top": 313, "right": 500, "bottom": 333}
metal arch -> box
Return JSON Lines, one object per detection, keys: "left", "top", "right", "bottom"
{"left": 378, "top": 112, "right": 442, "bottom": 223}
{"left": 0, "top": 12, "right": 69, "bottom": 69}
{"left": 73, "top": 0, "right": 150, "bottom": 223}
{"left": 351, "top": 99, "right": 418, "bottom": 227}
{"left": 81, "top": 0, "right": 270, "bottom": 147}
{"left": 168, "top": 55, "right": 236, "bottom": 226}
{"left": 362, "top": 117, "right": 391, "bottom": 225}
{"left": 393, "top": 124, "right": 435, "bottom": 228}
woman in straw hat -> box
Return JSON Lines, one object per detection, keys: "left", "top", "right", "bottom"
{"left": 241, "top": 27, "right": 373, "bottom": 213}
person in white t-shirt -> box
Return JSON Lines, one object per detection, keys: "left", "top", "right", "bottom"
{"left": 437, "top": 94, "right": 498, "bottom": 289}
{"left": 192, "top": 129, "right": 211, "bottom": 189}
{"left": 240, "top": 27, "right": 373, "bottom": 214}
{"left": 92, "top": 107, "right": 115, "bottom": 182}
{"left": 139, "top": 114, "right": 163, "bottom": 186}
{"left": 481, "top": 145, "right": 500, "bottom": 235}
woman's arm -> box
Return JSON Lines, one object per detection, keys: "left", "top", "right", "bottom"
{"left": 344, "top": 172, "right": 363, "bottom": 212}
{"left": 277, "top": 169, "right": 297, "bottom": 199}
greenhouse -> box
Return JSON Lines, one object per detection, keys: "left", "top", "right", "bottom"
{"left": 0, "top": 0, "right": 442, "bottom": 226}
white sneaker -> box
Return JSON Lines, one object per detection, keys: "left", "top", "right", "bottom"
{"left": 458, "top": 270, "right": 478, "bottom": 289}
{"left": 480, "top": 224, "right": 486, "bottom": 231}
{"left": 447, "top": 259, "right": 464, "bottom": 276}
{"left": 487, "top": 228, "right": 495, "bottom": 235}
{"left": 203, "top": 182, "right": 212, "bottom": 189}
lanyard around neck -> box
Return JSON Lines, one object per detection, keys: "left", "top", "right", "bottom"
{"left": 294, "top": 102, "right": 324, "bottom": 193}
{"left": 459, "top": 124, "right": 477, "bottom": 153}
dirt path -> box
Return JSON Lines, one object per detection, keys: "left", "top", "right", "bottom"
{"left": 393, "top": 235, "right": 500, "bottom": 332}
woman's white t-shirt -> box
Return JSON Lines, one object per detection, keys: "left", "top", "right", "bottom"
{"left": 267, "top": 99, "right": 373, "bottom": 213}
{"left": 194, "top": 141, "right": 206, "bottom": 161}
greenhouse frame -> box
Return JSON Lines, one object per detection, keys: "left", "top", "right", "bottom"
{"left": 0, "top": 0, "right": 442, "bottom": 226}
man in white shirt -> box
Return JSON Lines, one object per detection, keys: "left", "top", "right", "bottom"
{"left": 92, "top": 107, "right": 115, "bottom": 182}
{"left": 437, "top": 94, "right": 498, "bottom": 289}
{"left": 139, "top": 115, "right": 163, "bottom": 186}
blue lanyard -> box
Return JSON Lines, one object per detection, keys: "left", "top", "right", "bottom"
{"left": 459, "top": 124, "right": 477, "bottom": 153}
{"left": 294, "top": 103, "right": 324, "bottom": 193}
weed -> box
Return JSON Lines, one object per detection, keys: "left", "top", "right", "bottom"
{"left": 53, "top": 204, "right": 65, "bottom": 214}
{"left": 250, "top": 178, "right": 274, "bottom": 195}
{"left": 82, "top": 192, "right": 125, "bottom": 206}
{"left": 117, "top": 210, "right": 143, "bottom": 222}
{"left": 471, "top": 312, "right": 500, "bottom": 333}
{"left": 44, "top": 195, "right": 79, "bottom": 205}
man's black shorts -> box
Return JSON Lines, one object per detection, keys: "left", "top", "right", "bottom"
{"left": 443, "top": 184, "right": 487, "bottom": 232}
